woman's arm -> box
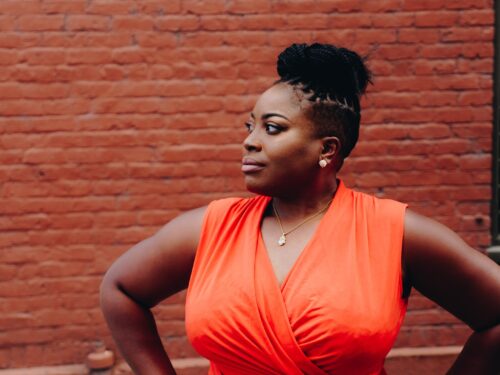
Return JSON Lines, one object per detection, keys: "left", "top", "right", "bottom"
{"left": 403, "top": 209, "right": 500, "bottom": 375}
{"left": 100, "top": 206, "right": 207, "bottom": 375}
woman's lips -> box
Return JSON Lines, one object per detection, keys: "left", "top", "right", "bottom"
{"left": 242, "top": 158, "right": 265, "bottom": 173}
{"left": 242, "top": 164, "right": 265, "bottom": 173}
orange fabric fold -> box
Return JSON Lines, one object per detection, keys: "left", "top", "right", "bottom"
{"left": 185, "top": 180, "right": 408, "bottom": 374}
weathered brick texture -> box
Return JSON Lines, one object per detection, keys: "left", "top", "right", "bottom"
{"left": 0, "top": 0, "right": 494, "bottom": 369}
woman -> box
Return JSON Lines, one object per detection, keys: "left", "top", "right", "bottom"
{"left": 100, "top": 43, "right": 500, "bottom": 374}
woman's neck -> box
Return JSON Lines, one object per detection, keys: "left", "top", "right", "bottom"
{"left": 271, "top": 177, "right": 339, "bottom": 220}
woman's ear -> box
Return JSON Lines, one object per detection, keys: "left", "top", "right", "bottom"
{"left": 320, "top": 136, "right": 341, "bottom": 163}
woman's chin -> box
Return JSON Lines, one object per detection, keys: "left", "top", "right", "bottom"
{"left": 244, "top": 178, "right": 270, "bottom": 196}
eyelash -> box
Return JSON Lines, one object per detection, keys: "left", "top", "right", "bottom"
{"left": 245, "top": 122, "right": 282, "bottom": 134}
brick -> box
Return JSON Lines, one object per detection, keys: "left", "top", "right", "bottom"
{"left": 200, "top": 47, "right": 250, "bottom": 63}
{"left": 67, "top": 48, "right": 112, "bottom": 64}
{"left": 111, "top": 47, "right": 154, "bottom": 64}
{"left": 376, "top": 45, "right": 419, "bottom": 60}
{"left": 40, "top": 32, "right": 127, "bottom": 49}
{"left": 108, "top": 80, "right": 204, "bottom": 97}
{"left": 407, "top": 124, "right": 451, "bottom": 139}
{"left": 224, "top": 31, "right": 269, "bottom": 46}
{"left": 203, "top": 79, "right": 248, "bottom": 95}
{"left": 457, "top": 90, "right": 492, "bottom": 106}
{"left": 371, "top": 13, "right": 414, "bottom": 28}
{"left": 36, "top": 33, "right": 72, "bottom": 48}
{"left": 418, "top": 92, "right": 458, "bottom": 107}
{"left": 363, "top": 0, "right": 402, "bottom": 12}
{"left": 415, "top": 11, "right": 459, "bottom": 27}
{"left": 445, "top": 0, "right": 489, "bottom": 10}
{"left": 93, "top": 98, "right": 161, "bottom": 114}
{"left": 420, "top": 44, "right": 463, "bottom": 59}
{"left": 124, "top": 63, "right": 148, "bottom": 80}
{"left": 404, "top": 309, "right": 462, "bottom": 326}
{"left": 87, "top": 0, "right": 135, "bottom": 15}
{"left": 153, "top": 48, "right": 201, "bottom": 64}
{"left": 182, "top": 0, "right": 226, "bottom": 14}
{"left": 0, "top": 48, "right": 20, "bottom": 66}
{"left": 395, "top": 325, "right": 471, "bottom": 347}
{"left": 236, "top": 14, "right": 288, "bottom": 31}
{"left": 100, "top": 64, "right": 126, "bottom": 80}
{"left": 17, "top": 15, "right": 64, "bottom": 31}
{"left": 459, "top": 154, "right": 491, "bottom": 169}
{"left": 368, "top": 60, "right": 393, "bottom": 76}
{"left": 91, "top": 212, "right": 137, "bottom": 228}
{"left": 457, "top": 58, "right": 493, "bottom": 74}
{"left": 75, "top": 114, "right": 160, "bottom": 131}
{"left": 1, "top": 181, "right": 92, "bottom": 198}
{"left": 366, "top": 93, "right": 416, "bottom": 108}
{"left": 414, "top": 59, "right": 457, "bottom": 75}
{"left": 20, "top": 48, "right": 65, "bottom": 65}
{"left": 355, "top": 29, "right": 397, "bottom": 44}
{"left": 41, "top": 0, "right": 86, "bottom": 13}
{"left": 402, "top": 0, "right": 448, "bottom": 11}
{"left": 0, "top": 33, "right": 40, "bottom": 48}
{"left": 66, "top": 15, "right": 111, "bottom": 31}
{"left": 226, "top": 0, "right": 271, "bottom": 14}
{"left": 363, "top": 125, "right": 410, "bottom": 142}
{"left": 112, "top": 16, "right": 155, "bottom": 31}
{"left": 156, "top": 15, "right": 200, "bottom": 31}
{"left": 0, "top": 83, "right": 69, "bottom": 99}
{"left": 198, "top": 15, "right": 240, "bottom": 31}
{"left": 478, "top": 75, "right": 493, "bottom": 89}
{"left": 0, "top": 1, "right": 41, "bottom": 15}
{"left": 326, "top": 14, "right": 372, "bottom": 28}
{"left": 0, "top": 15, "right": 15, "bottom": 31}
{"left": 441, "top": 27, "right": 493, "bottom": 42}
{"left": 275, "top": 0, "right": 362, "bottom": 13}
{"left": 374, "top": 75, "right": 472, "bottom": 92}
{"left": 137, "top": 0, "right": 182, "bottom": 14}
{"left": 475, "top": 137, "right": 492, "bottom": 152}
{"left": 237, "top": 63, "right": 274, "bottom": 79}
{"left": 70, "top": 81, "right": 113, "bottom": 98}
{"left": 461, "top": 42, "right": 494, "bottom": 58}
{"left": 134, "top": 33, "right": 177, "bottom": 48}
{"left": 280, "top": 14, "right": 329, "bottom": 30}
{"left": 451, "top": 123, "right": 491, "bottom": 138}
{"left": 458, "top": 9, "right": 494, "bottom": 26}
{"left": 398, "top": 28, "right": 441, "bottom": 43}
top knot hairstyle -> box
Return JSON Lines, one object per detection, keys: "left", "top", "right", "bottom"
{"left": 276, "top": 43, "right": 372, "bottom": 161}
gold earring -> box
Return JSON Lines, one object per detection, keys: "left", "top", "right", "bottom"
{"left": 319, "top": 159, "right": 328, "bottom": 168}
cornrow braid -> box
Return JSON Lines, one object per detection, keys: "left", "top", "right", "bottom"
{"left": 276, "top": 43, "right": 372, "bottom": 160}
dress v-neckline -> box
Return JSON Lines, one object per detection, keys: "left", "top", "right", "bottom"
{"left": 257, "top": 179, "right": 344, "bottom": 292}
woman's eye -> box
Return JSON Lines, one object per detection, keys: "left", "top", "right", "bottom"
{"left": 265, "top": 123, "right": 282, "bottom": 134}
{"left": 244, "top": 122, "right": 254, "bottom": 133}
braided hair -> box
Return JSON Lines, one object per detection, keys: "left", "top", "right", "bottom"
{"left": 276, "top": 43, "right": 372, "bottom": 161}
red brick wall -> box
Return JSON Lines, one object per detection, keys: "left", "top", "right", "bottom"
{"left": 0, "top": 0, "right": 494, "bottom": 369}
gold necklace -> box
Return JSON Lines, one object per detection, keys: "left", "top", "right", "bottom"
{"left": 272, "top": 197, "right": 333, "bottom": 246}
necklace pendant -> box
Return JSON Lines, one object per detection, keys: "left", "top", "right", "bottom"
{"left": 278, "top": 234, "right": 286, "bottom": 246}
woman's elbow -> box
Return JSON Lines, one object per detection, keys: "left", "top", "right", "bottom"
{"left": 99, "top": 267, "right": 121, "bottom": 313}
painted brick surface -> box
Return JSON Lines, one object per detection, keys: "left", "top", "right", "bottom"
{"left": 0, "top": 0, "right": 494, "bottom": 369}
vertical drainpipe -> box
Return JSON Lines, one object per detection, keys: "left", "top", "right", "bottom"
{"left": 487, "top": 0, "right": 500, "bottom": 263}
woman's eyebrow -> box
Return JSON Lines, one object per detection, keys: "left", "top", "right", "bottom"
{"left": 250, "top": 112, "right": 290, "bottom": 121}
{"left": 263, "top": 113, "right": 290, "bottom": 121}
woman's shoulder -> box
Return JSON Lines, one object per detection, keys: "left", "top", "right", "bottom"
{"left": 340, "top": 184, "right": 408, "bottom": 228}
{"left": 205, "top": 194, "right": 269, "bottom": 219}
{"left": 346, "top": 184, "right": 407, "bottom": 211}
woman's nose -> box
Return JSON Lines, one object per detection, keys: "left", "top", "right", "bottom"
{"left": 243, "top": 131, "right": 262, "bottom": 152}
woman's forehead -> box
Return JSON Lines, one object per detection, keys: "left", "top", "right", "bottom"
{"left": 252, "top": 82, "right": 308, "bottom": 120}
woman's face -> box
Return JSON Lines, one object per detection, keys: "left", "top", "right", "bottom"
{"left": 242, "top": 83, "right": 325, "bottom": 197}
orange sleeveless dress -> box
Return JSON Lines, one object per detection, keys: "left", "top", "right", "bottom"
{"left": 185, "top": 179, "right": 408, "bottom": 374}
